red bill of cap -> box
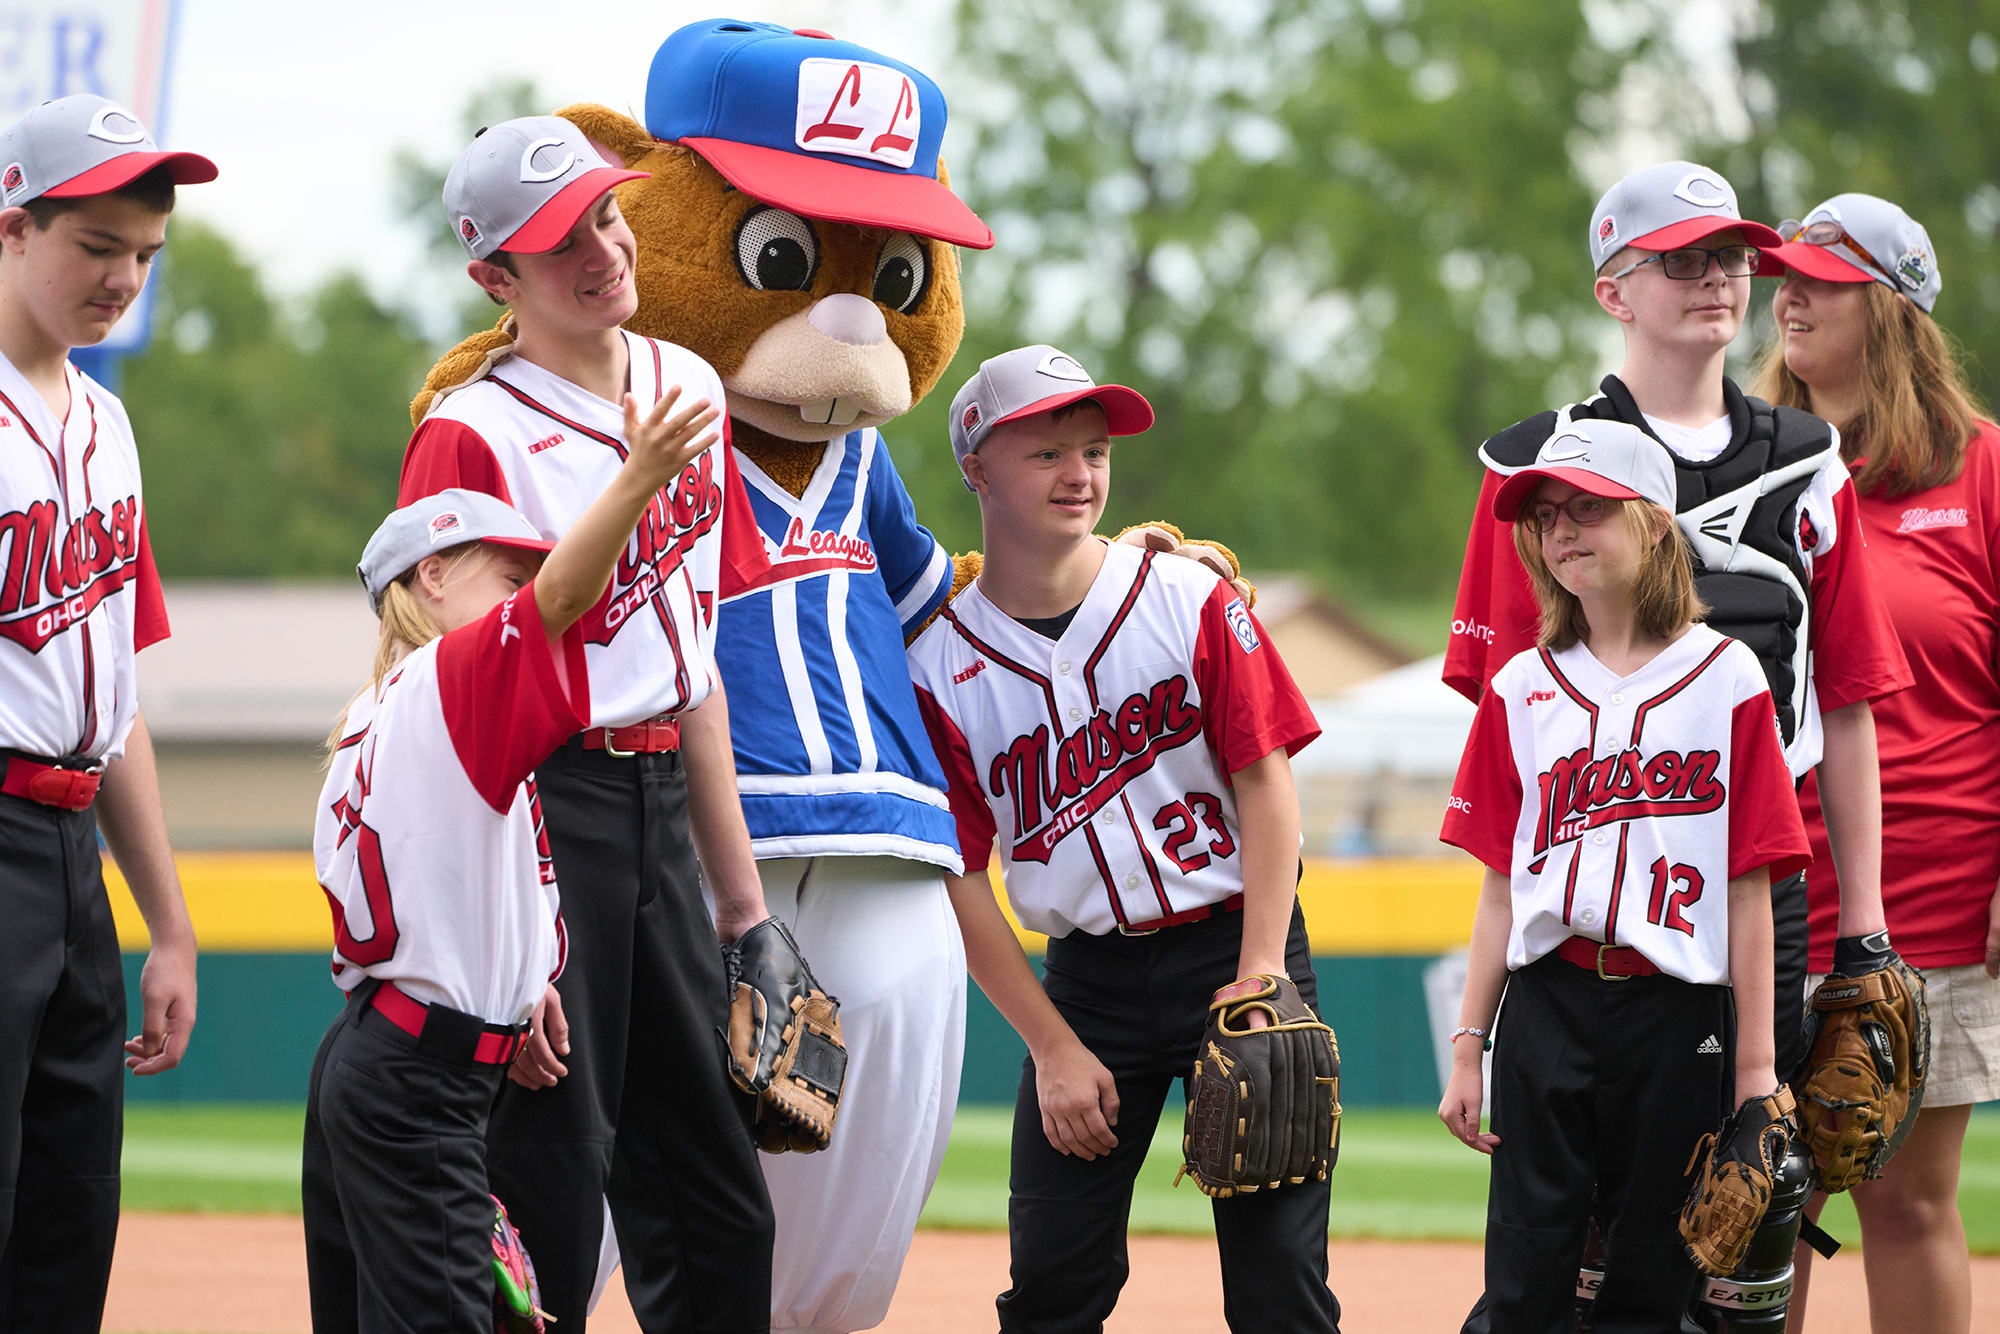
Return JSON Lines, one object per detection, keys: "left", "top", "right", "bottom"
{"left": 499, "top": 167, "right": 651, "bottom": 254}
{"left": 1628, "top": 215, "right": 1784, "bottom": 254}
{"left": 44, "top": 149, "right": 219, "bottom": 197}
{"left": 1758, "top": 240, "right": 1875, "bottom": 284}
{"left": 682, "top": 137, "right": 993, "bottom": 249}
{"left": 1493, "top": 467, "right": 1643, "bottom": 522}
{"left": 994, "top": 384, "right": 1154, "bottom": 437}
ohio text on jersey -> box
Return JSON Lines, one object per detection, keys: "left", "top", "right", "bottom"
{"left": 908, "top": 542, "right": 1318, "bottom": 938}
{"left": 0, "top": 353, "right": 168, "bottom": 760}
{"left": 399, "top": 331, "right": 768, "bottom": 729}
{"left": 1441, "top": 626, "right": 1809, "bottom": 985}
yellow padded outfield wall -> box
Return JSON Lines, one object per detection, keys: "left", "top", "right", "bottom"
{"left": 107, "top": 854, "right": 1486, "bottom": 956}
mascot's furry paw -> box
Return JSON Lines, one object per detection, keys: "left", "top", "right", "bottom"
{"left": 906, "top": 553, "right": 982, "bottom": 644}
{"left": 1115, "top": 521, "right": 1256, "bottom": 608}
{"left": 412, "top": 315, "right": 518, "bottom": 424}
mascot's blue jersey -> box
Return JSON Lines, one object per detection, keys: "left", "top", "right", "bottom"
{"left": 720, "top": 427, "right": 961, "bottom": 871}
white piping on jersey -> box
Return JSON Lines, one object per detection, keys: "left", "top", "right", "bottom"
{"left": 895, "top": 542, "right": 950, "bottom": 625}
{"left": 736, "top": 769, "right": 952, "bottom": 809}
{"left": 747, "top": 830, "right": 963, "bottom": 871}
{"left": 771, "top": 578, "right": 835, "bottom": 774}
{"left": 828, "top": 433, "right": 878, "bottom": 774}
{"left": 738, "top": 432, "right": 849, "bottom": 520}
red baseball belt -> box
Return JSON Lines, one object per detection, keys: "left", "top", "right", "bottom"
{"left": 1117, "top": 893, "right": 1245, "bottom": 936}
{"left": 1555, "top": 935, "right": 1663, "bottom": 980}
{"left": 577, "top": 714, "right": 681, "bottom": 754}
{"left": 367, "top": 981, "right": 529, "bottom": 1066}
{"left": 0, "top": 751, "right": 104, "bottom": 811}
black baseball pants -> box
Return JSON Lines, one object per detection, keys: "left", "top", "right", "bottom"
{"left": 1476, "top": 952, "right": 1731, "bottom": 1334}
{"left": 484, "top": 745, "right": 772, "bottom": 1334}
{"left": 0, "top": 794, "right": 124, "bottom": 1334}
{"left": 301, "top": 989, "right": 507, "bottom": 1333}
{"left": 997, "top": 901, "right": 1341, "bottom": 1333}
{"left": 1771, "top": 870, "right": 1809, "bottom": 1081}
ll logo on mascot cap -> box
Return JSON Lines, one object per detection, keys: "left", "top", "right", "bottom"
{"left": 643, "top": 20, "right": 993, "bottom": 249}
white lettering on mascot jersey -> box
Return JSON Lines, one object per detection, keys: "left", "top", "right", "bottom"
{"left": 315, "top": 583, "right": 588, "bottom": 1025}
{"left": 1440, "top": 626, "right": 1809, "bottom": 985}
{"left": 907, "top": 542, "right": 1320, "bottom": 938}
{"left": 0, "top": 353, "right": 168, "bottom": 760}
{"left": 401, "top": 332, "right": 768, "bottom": 729}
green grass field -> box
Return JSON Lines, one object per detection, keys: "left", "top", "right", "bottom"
{"left": 125, "top": 1103, "right": 2000, "bottom": 1253}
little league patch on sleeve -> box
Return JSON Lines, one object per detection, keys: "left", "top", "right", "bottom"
{"left": 1225, "top": 597, "right": 1260, "bottom": 653}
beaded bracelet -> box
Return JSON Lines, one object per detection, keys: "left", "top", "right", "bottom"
{"left": 1449, "top": 1026, "right": 1492, "bottom": 1052}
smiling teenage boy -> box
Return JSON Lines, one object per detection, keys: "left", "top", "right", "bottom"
{"left": 908, "top": 346, "right": 1340, "bottom": 1332}
{"left": 391, "top": 117, "right": 783, "bottom": 1331}
{"left": 1444, "top": 161, "right": 1913, "bottom": 1327}
{"left": 0, "top": 94, "right": 215, "bottom": 1331}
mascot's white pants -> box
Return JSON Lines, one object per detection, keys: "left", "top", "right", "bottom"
{"left": 588, "top": 854, "right": 966, "bottom": 1333}
{"left": 760, "top": 855, "right": 966, "bottom": 1333}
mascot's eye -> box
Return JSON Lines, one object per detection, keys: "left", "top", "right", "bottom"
{"left": 734, "top": 207, "right": 820, "bottom": 292}
{"left": 872, "top": 233, "right": 930, "bottom": 314}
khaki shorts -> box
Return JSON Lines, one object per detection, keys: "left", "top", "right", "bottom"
{"left": 1805, "top": 962, "right": 2000, "bottom": 1108}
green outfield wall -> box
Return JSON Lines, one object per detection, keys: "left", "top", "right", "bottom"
{"left": 119, "top": 951, "right": 1444, "bottom": 1107}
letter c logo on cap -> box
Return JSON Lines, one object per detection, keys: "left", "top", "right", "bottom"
{"left": 85, "top": 104, "right": 147, "bottom": 146}
{"left": 518, "top": 138, "right": 577, "bottom": 184}
{"left": 1673, "top": 171, "right": 1733, "bottom": 211}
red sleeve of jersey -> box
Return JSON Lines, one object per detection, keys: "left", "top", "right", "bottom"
{"left": 399, "top": 418, "right": 513, "bottom": 506}
{"left": 1439, "top": 689, "right": 1522, "bottom": 875}
{"left": 1806, "top": 479, "right": 1913, "bottom": 711}
{"left": 1443, "top": 471, "right": 1540, "bottom": 703}
{"left": 714, "top": 422, "right": 774, "bottom": 606}
{"left": 1191, "top": 581, "right": 1320, "bottom": 774}
{"left": 915, "top": 684, "right": 997, "bottom": 868}
{"left": 435, "top": 580, "right": 590, "bottom": 814}
{"left": 1727, "top": 693, "right": 1812, "bottom": 882}
{"left": 132, "top": 516, "right": 170, "bottom": 651}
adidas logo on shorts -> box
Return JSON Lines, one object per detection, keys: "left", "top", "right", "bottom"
{"left": 1696, "top": 1034, "right": 1723, "bottom": 1055}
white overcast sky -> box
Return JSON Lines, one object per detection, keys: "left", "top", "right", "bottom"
{"left": 159, "top": 2, "right": 951, "bottom": 313}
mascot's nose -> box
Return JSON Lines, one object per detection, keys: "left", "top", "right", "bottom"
{"left": 807, "top": 294, "right": 888, "bottom": 348}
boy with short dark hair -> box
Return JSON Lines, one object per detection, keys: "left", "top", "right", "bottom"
{"left": 0, "top": 92, "right": 215, "bottom": 1331}
{"left": 909, "top": 345, "right": 1342, "bottom": 1332}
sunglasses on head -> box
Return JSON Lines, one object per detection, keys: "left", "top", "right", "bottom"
{"left": 1779, "top": 218, "right": 1905, "bottom": 291}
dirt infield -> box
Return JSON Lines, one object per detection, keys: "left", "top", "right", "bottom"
{"left": 106, "top": 1213, "right": 2000, "bottom": 1332}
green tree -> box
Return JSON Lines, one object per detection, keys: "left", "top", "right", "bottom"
{"left": 1706, "top": 0, "right": 2000, "bottom": 405}
{"left": 904, "top": 0, "right": 1645, "bottom": 601}
{"left": 124, "top": 222, "right": 430, "bottom": 577}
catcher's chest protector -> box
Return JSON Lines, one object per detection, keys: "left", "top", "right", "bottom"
{"left": 1484, "top": 379, "right": 1835, "bottom": 748}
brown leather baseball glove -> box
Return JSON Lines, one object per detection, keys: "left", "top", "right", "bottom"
{"left": 1177, "top": 974, "right": 1341, "bottom": 1198}
{"left": 1796, "top": 931, "right": 1930, "bottom": 1192}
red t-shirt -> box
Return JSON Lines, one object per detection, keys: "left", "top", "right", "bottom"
{"left": 1801, "top": 421, "right": 2000, "bottom": 970}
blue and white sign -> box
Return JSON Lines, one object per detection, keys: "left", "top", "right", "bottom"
{"left": 0, "top": 1, "right": 182, "bottom": 358}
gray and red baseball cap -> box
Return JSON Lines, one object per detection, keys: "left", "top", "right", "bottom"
{"left": 444, "top": 116, "right": 648, "bottom": 261}
{"left": 1493, "top": 419, "right": 1678, "bottom": 521}
{"left": 0, "top": 94, "right": 215, "bottom": 208}
{"left": 1588, "top": 161, "right": 1782, "bottom": 274}
{"left": 1763, "top": 193, "right": 1941, "bottom": 313}
{"left": 357, "top": 489, "right": 555, "bottom": 611}
{"left": 948, "top": 346, "right": 1154, "bottom": 464}
{"left": 644, "top": 20, "right": 992, "bottom": 249}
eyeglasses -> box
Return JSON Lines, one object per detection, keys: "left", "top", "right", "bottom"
{"left": 1608, "top": 245, "right": 1762, "bottom": 281}
{"left": 1778, "top": 218, "right": 1904, "bottom": 291}
{"left": 1523, "top": 494, "right": 1619, "bottom": 534}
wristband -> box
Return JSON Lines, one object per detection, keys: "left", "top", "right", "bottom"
{"left": 1450, "top": 1026, "right": 1492, "bottom": 1051}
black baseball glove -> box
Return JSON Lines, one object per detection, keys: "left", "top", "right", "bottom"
{"left": 721, "top": 916, "right": 848, "bottom": 1154}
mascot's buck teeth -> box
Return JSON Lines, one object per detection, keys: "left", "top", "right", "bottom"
{"left": 799, "top": 397, "right": 860, "bottom": 427}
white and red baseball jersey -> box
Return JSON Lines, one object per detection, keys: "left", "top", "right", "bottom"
{"left": 315, "top": 582, "right": 588, "bottom": 1025}
{"left": 0, "top": 355, "right": 168, "bottom": 761}
{"left": 400, "top": 332, "right": 769, "bottom": 729}
{"left": 1441, "top": 626, "right": 1810, "bottom": 985}
{"left": 908, "top": 542, "right": 1319, "bottom": 938}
